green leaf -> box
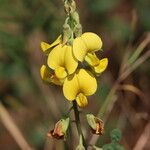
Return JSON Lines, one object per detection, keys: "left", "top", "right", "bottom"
{"left": 110, "top": 129, "right": 122, "bottom": 142}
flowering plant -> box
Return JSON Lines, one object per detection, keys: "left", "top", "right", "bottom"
{"left": 40, "top": 0, "right": 109, "bottom": 149}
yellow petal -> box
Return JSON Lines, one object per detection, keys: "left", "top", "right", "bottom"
{"left": 50, "top": 35, "right": 62, "bottom": 48}
{"left": 41, "top": 42, "right": 51, "bottom": 52}
{"left": 47, "top": 44, "right": 66, "bottom": 70}
{"left": 77, "top": 69, "right": 97, "bottom": 96}
{"left": 81, "top": 32, "right": 102, "bottom": 52}
{"left": 40, "top": 65, "right": 63, "bottom": 85}
{"left": 48, "top": 44, "right": 78, "bottom": 75}
{"left": 64, "top": 46, "right": 78, "bottom": 74}
{"left": 85, "top": 53, "right": 99, "bottom": 66}
{"left": 94, "top": 58, "right": 108, "bottom": 74}
{"left": 63, "top": 74, "right": 79, "bottom": 100}
{"left": 40, "top": 65, "right": 50, "bottom": 80}
{"left": 73, "top": 37, "right": 87, "bottom": 62}
{"left": 51, "top": 75, "right": 64, "bottom": 85}
{"left": 55, "top": 67, "right": 67, "bottom": 79}
{"left": 76, "top": 93, "right": 88, "bottom": 107}
{"left": 41, "top": 35, "right": 62, "bottom": 52}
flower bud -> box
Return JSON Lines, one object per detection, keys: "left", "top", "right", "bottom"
{"left": 70, "top": 0, "right": 76, "bottom": 13}
{"left": 64, "top": 1, "right": 70, "bottom": 14}
{"left": 47, "top": 117, "right": 69, "bottom": 140}
{"left": 86, "top": 114, "right": 104, "bottom": 135}
{"left": 63, "top": 18, "right": 72, "bottom": 44}
{"left": 74, "top": 24, "right": 82, "bottom": 37}
{"left": 71, "top": 11, "right": 80, "bottom": 24}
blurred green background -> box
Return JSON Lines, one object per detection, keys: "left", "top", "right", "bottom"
{"left": 0, "top": 0, "right": 150, "bottom": 149}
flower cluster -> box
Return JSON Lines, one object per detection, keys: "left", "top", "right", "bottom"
{"left": 40, "top": 32, "right": 108, "bottom": 107}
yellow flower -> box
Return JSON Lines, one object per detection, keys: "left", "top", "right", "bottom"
{"left": 41, "top": 35, "right": 62, "bottom": 53}
{"left": 47, "top": 44, "right": 78, "bottom": 79}
{"left": 73, "top": 32, "right": 102, "bottom": 62}
{"left": 63, "top": 69, "right": 97, "bottom": 107}
{"left": 40, "top": 65, "right": 63, "bottom": 85}
{"left": 85, "top": 53, "right": 108, "bottom": 74}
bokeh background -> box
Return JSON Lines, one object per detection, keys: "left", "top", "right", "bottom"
{"left": 0, "top": 0, "right": 150, "bottom": 149}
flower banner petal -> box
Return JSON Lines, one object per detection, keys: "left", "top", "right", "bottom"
{"left": 65, "top": 46, "right": 78, "bottom": 74}
{"left": 73, "top": 37, "right": 87, "bottom": 62}
{"left": 47, "top": 44, "right": 66, "bottom": 70}
{"left": 81, "top": 32, "right": 102, "bottom": 52}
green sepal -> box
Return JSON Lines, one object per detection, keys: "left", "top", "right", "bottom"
{"left": 86, "top": 114, "right": 97, "bottom": 130}
{"left": 61, "top": 117, "right": 70, "bottom": 134}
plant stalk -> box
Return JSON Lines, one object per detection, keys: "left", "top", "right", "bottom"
{"left": 73, "top": 101, "right": 87, "bottom": 148}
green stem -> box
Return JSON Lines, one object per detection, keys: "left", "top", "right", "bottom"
{"left": 127, "top": 35, "right": 150, "bottom": 66}
{"left": 73, "top": 101, "right": 87, "bottom": 148}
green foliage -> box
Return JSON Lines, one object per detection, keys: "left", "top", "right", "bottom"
{"left": 97, "top": 82, "right": 110, "bottom": 104}
{"left": 102, "top": 129, "right": 125, "bottom": 150}
{"left": 92, "top": 145, "right": 103, "bottom": 150}
{"left": 105, "top": 17, "right": 131, "bottom": 43}
{"left": 134, "top": 0, "right": 150, "bottom": 30}
{"left": 91, "top": 129, "right": 124, "bottom": 150}
{"left": 87, "top": 0, "right": 121, "bottom": 13}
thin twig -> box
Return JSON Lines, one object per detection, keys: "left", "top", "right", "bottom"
{"left": 127, "top": 34, "right": 150, "bottom": 65}
{"left": 119, "top": 84, "right": 148, "bottom": 106}
{"left": 0, "top": 102, "right": 34, "bottom": 150}
{"left": 133, "top": 122, "right": 150, "bottom": 150}
{"left": 119, "top": 50, "right": 150, "bottom": 81}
